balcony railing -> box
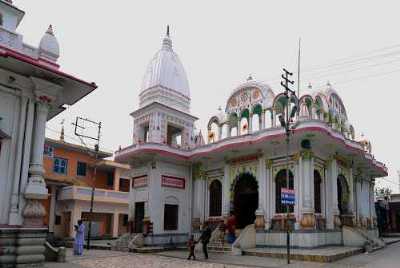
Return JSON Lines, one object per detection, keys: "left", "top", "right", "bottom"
{"left": 58, "top": 185, "right": 129, "bottom": 204}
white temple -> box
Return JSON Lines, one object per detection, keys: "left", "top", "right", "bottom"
{"left": 116, "top": 27, "right": 387, "bottom": 250}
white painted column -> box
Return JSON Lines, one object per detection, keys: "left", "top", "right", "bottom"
{"left": 257, "top": 157, "right": 265, "bottom": 212}
{"left": 261, "top": 111, "right": 265, "bottom": 129}
{"left": 9, "top": 96, "right": 28, "bottom": 225}
{"left": 299, "top": 155, "right": 315, "bottom": 229}
{"left": 23, "top": 101, "right": 50, "bottom": 226}
{"left": 248, "top": 115, "right": 252, "bottom": 134}
{"left": 348, "top": 168, "right": 355, "bottom": 215}
{"left": 294, "top": 157, "right": 302, "bottom": 229}
{"left": 25, "top": 101, "right": 49, "bottom": 199}
{"left": 301, "top": 156, "right": 314, "bottom": 213}
{"left": 265, "top": 161, "right": 272, "bottom": 229}
{"left": 222, "top": 164, "right": 230, "bottom": 217}
{"left": 326, "top": 158, "right": 339, "bottom": 229}
{"left": 112, "top": 212, "right": 119, "bottom": 237}
{"left": 48, "top": 185, "right": 57, "bottom": 233}
{"left": 256, "top": 156, "right": 267, "bottom": 229}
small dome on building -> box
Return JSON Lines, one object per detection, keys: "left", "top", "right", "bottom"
{"left": 39, "top": 25, "right": 60, "bottom": 61}
{"left": 140, "top": 26, "right": 190, "bottom": 99}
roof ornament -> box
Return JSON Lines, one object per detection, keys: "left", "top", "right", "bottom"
{"left": 308, "top": 82, "right": 312, "bottom": 89}
{"left": 326, "top": 80, "right": 331, "bottom": 88}
{"left": 218, "top": 106, "right": 222, "bottom": 112}
{"left": 46, "top": 24, "right": 54, "bottom": 36}
{"left": 247, "top": 74, "right": 253, "bottom": 81}
{"left": 162, "top": 24, "right": 172, "bottom": 50}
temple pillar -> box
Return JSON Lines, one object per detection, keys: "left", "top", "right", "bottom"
{"left": 265, "top": 160, "right": 273, "bottom": 229}
{"left": 299, "top": 152, "right": 315, "bottom": 229}
{"left": 222, "top": 164, "right": 230, "bottom": 219}
{"left": 248, "top": 114, "right": 252, "bottom": 133}
{"left": 255, "top": 156, "right": 266, "bottom": 230}
{"left": 23, "top": 100, "right": 50, "bottom": 227}
{"left": 326, "top": 158, "right": 340, "bottom": 229}
{"left": 261, "top": 110, "right": 265, "bottom": 129}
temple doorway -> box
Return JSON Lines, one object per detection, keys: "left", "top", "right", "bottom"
{"left": 233, "top": 172, "right": 259, "bottom": 229}
{"left": 337, "top": 174, "right": 350, "bottom": 215}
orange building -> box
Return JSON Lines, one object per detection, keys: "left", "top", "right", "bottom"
{"left": 42, "top": 137, "right": 131, "bottom": 240}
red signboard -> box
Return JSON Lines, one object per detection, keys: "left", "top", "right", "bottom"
{"left": 161, "top": 175, "right": 185, "bottom": 189}
{"left": 132, "top": 175, "right": 148, "bottom": 188}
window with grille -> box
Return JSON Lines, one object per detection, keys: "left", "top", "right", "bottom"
{"left": 44, "top": 144, "right": 54, "bottom": 157}
{"left": 77, "top": 161, "right": 87, "bottom": 176}
{"left": 209, "top": 180, "right": 222, "bottom": 216}
{"left": 164, "top": 204, "right": 178, "bottom": 230}
{"left": 53, "top": 157, "right": 68, "bottom": 175}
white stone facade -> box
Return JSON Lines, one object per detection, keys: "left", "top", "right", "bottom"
{"left": 115, "top": 28, "right": 387, "bottom": 248}
{"left": 0, "top": 1, "right": 97, "bottom": 266}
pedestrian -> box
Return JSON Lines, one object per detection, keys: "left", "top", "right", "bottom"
{"left": 187, "top": 235, "right": 196, "bottom": 260}
{"left": 227, "top": 211, "right": 236, "bottom": 244}
{"left": 73, "top": 219, "right": 85, "bottom": 256}
{"left": 198, "top": 223, "right": 212, "bottom": 260}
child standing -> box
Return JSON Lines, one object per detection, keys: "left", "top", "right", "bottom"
{"left": 187, "top": 235, "right": 196, "bottom": 260}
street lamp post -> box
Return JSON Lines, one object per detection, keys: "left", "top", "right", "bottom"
{"left": 279, "top": 68, "right": 298, "bottom": 265}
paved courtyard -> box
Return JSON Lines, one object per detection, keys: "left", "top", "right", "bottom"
{"left": 45, "top": 242, "right": 400, "bottom": 268}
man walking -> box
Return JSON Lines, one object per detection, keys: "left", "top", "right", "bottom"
{"left": 198, "top": 223, "right": 212, "bottom": 259}
{"left": 73, "top": 219, "right": 85, "bottom": 256}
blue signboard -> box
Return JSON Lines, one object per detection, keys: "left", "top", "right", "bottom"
{"left": 281, "top": 188, "right": 295, "bottom": 205}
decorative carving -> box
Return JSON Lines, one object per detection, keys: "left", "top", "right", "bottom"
{"left": 300, "top": 213, "right": 316, "bottom": 229}
{"left": 23, "top": 200, "right": 46, "bottom": 227}
{"left": 266, "top": 159, "right": 273, "bottom": 169}
{"left": 254, "top": 213, "right": 265, "bottom": 231}
{"left": 334, "top": 215, "right": 342, "bottom": 229}
{"left": 300, "top": 149, "right": 314, "bottom": 160}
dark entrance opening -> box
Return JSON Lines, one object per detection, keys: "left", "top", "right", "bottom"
{"left": 134, "top": 202, "right": 145, "bottom": 233}
{"left": 233, "top": 172, "right": 258, "bottom": 229}
{"left": 337, "top": 175, "right": 350, "bottom": 215}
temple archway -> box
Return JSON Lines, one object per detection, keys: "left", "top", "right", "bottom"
{"left": 209, "top": 180, "right": 222, "bottom": 217}
{"left": 337, "top": 174, "right": 350, "bottom": 215}
{"left": 232, "top": 172, "right": 259, "bottom": 229}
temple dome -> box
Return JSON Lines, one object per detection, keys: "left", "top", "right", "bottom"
{"left": 39, "top": 25, "right": 60, "bottom": 61}
{"left": 140, "top": 27, "right": 190, "bottom": 99}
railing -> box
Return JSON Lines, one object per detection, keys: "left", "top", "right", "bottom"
{"left": 59, "top": 185, "right": 129, "bottom": 203}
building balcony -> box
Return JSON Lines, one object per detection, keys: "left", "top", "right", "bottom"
{"left": 58, "top": 185, "right": 129, "bottom": 204}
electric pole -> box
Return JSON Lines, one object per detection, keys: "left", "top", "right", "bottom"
{"left": 280, "top": 68, "right": 298, "bottom": 265}
{"left": 73, "top": 117, "right": 102, "bottom": 250}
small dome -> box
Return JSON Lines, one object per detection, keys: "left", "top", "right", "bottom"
{"left": 140, "top": 27, "right": 190, "bottom": 98}
{"left": 39, "top": 25, "right": 60, "bottom": 60}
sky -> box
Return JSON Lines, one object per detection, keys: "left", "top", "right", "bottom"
{"left": 15, "top": 0, "right": 400, "bottom": 192}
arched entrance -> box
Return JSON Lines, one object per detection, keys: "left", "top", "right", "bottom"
{"left": 233, "top": 172, "right": 259, "bottom": 229}
{"left": 337, "top": 174, "right": 350, "bottom": 215}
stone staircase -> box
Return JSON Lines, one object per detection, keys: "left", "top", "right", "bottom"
{"left": 342, "top": 226, "right": 386, "bottom": 252}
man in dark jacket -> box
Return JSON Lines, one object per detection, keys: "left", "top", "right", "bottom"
{"left": 198, "top": 223, "right": 212, "bottom": 259}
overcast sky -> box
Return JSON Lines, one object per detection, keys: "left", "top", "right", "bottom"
{"left": 15, "top": 0, "right": 400, "bottom": 192}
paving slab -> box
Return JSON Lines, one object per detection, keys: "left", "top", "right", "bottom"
{"left": 243, "top": 246, "right": 363, "bottom": 262}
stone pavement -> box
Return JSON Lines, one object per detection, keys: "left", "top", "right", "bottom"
{"left": 44, "top": 242, "right": 400, "bottom": 268}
